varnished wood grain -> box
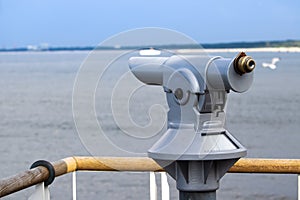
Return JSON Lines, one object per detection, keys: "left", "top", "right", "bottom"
{"left": 0, "top": 166, "right": 48, "bottom": 197}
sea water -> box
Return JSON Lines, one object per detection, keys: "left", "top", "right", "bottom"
{"left": 0, "top": 50, "right": 299, "bottom": 199}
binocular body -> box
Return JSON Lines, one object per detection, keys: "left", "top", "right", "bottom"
{"left": 129, "top": 53, "right": 254, "bottom": 93}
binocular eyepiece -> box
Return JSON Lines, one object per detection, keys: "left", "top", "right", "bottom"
{"left": 234, "top": 52, "right": 256, "bottom": 75}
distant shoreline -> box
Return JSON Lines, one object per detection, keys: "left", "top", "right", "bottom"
{"left": 1, "top": 47, "right": 299, "bottom": 53}
{"left": 1, "top": 40, "right": 299, "bottom": 53}
{"left": 178, "top": 47, "right": 300, "bottom": 53}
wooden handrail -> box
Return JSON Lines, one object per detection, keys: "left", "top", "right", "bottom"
{"left": 1, "top": 157, "right": 300, "bottom": 197}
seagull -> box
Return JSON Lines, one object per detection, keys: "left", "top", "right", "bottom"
{"left": 262, "top": 57, "right": 280, "bottom": 70}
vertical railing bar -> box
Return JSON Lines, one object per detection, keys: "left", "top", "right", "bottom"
{"left": 72, "top": 171, "right": 77, "bottom": 200}
{"left": 28, "top": 182, "right": 49, "bottom": 200}
{"left": 150, "top": 172, "right": 157, "bottom": 200}
{"left": 298, "top": 174, "right": 300, "bottom": 200}
{"left": 161, "top": 172, "right": 170, "bottom": 200}
{"left": 44, "top": 185, "right": 50, "bottom": 200}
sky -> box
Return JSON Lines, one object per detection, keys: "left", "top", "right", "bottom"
{"left": 0, "top": 0, "right": 299, "bottom": 48}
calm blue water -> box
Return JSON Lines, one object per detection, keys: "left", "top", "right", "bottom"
{"left": 0, "top": 50, "right": 299, "bottom": 199}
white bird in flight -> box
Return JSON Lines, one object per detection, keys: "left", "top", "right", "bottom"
{"left": 262, "top": 57, "right": 280, "bottom": 70}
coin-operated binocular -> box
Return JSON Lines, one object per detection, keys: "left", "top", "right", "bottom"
{"left": 129, "top": 51, "right": 255, "bottom": 200}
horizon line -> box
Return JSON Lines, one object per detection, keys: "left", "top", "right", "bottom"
{"left": 1, "top": 39, "right": 300, "bottom": 52}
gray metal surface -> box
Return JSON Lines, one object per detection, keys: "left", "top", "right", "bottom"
{"left": 180, "top": 191, "right": 216, "bottom": 200}
{"left": 129, "top": 52, "right": 255, "bottom": 200}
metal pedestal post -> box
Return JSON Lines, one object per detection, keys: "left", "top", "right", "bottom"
{"left": 179, "top": 191, "right": 216, "bottom": 200}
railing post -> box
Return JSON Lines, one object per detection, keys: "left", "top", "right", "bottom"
{"left": 150, "top": 172, "right": 157, "bottom": 200}
{"left": 160, "top": 172, "right": 169, "bottom": 200}
{"left": 72, "top": 172, "right": 77, "bottom": 200}
{"left": 28, "top": 182, "right": 50, "bottom": 200}
{"left": 179, "top": 191, "right": 216, "bottom": 200}
{"left": 298, "top": 174, "right": 300, "bottom": 200}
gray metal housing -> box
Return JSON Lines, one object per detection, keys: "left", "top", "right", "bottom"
{"left": 129, "top": 53, "right": 254, "bottom": 198}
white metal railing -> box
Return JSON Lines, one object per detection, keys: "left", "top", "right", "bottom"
{"left": 72, "top": 172, "right": 77, "bottom": 200}
{"left": 149, "top": 172, "right": 169, "bottom": 200}
{"left": 1, "top": 157, "right": 300, "bottom": 199}
{"left": 299, "top": 175, "right": 300, "bottom": 200}
{"left": 28, "top": 171, "right": 300, "bottom": 200}
{"left": 28, "top": 183, "right": 50, "bottom": 200}
{"left": 28, "top": 171, "right": 170, "bottom": 200}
